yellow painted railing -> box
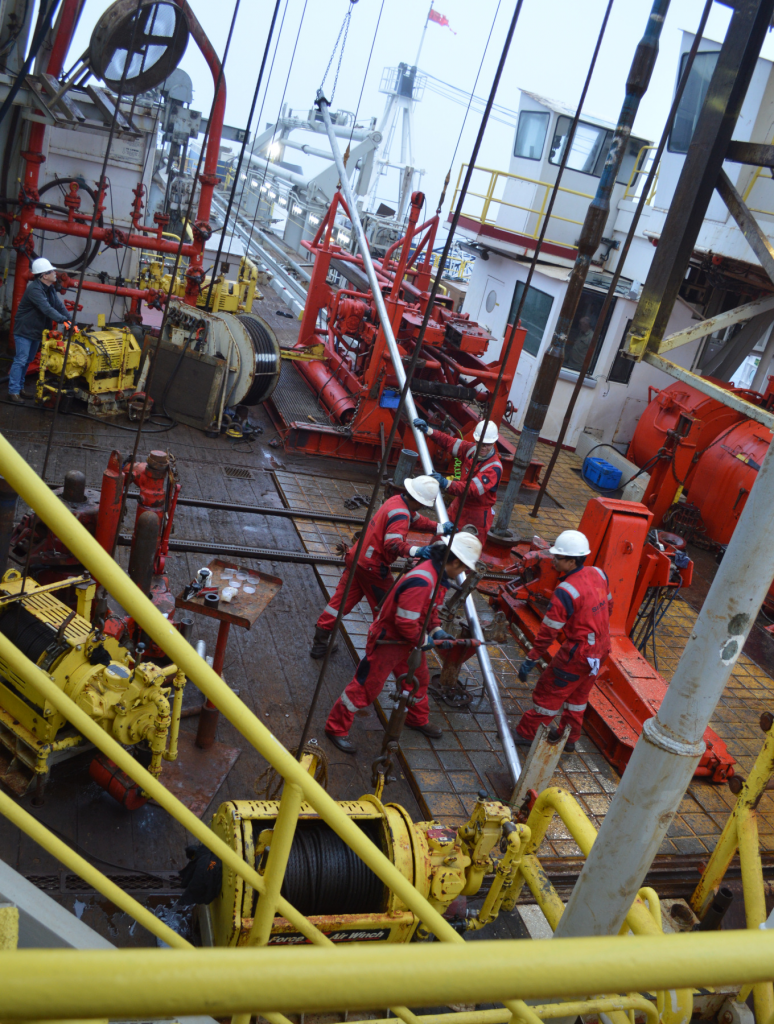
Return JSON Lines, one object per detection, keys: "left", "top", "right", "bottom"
{"left": 0, "top": 431, "right": 772, "bottom": 1024}
{"left": 622, "top": 144, "right": 659, "bottom": 204}
{"left": 450, "top": 163, "right": 594, "bottom": 248}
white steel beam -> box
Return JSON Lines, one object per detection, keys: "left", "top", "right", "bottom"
{"left": 657, "top": 294, "right": 774, "bottom": 354}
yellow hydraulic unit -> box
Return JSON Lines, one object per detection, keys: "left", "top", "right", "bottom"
{"left": 0, "top": 570, "right": 183, "bottom": 802}
{"left": 209, "top": 785, "right": 523, "bottom": 946}
{"left": 141, "top": 253, "right": 262, "bottom": 313}
{"left": 37, "top": 321, "right": 141, "bottom": 415}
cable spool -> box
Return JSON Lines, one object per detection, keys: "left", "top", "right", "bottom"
{"left": 0, "top": 604, "right": 57, "bottom": 664}
{"left": 236, "top": 313, "right": 282, "bottom": 405}
{"left": 276, "top": 820, "right": 384, "bottom": 917}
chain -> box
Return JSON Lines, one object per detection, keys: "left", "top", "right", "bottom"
{"left": 320, "top": 0, "right": 356, "bottom": 104}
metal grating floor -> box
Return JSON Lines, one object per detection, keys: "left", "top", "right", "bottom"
{"left": 270, "top": 361, "right": 336, "bottom": 429}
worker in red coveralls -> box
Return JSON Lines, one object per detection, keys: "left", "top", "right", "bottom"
{"left": 309, "top": 475, "right": 442, "bottom": 659}
{"left": 412, "top": 418, "right": 502, "bottom": 539}
{"left": 513, "top": 530, "right": 612, "bottom": 753}
{"left": 325, "top": 532, "right": 482, "bottom": 754}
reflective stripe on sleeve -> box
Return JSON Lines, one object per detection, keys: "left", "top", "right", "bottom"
{"left": 472, "top": 475, "right": 486, "bottom": 495}
{"left": 532, "top": 701, "right": 557, "bottom": 717}
{"left": 405, "top": 568, "right": 435, "bottom": 584}
{"left": 365, "top": 546, "right": 374, "bottom": 559}
{"left": 592, "top": 566, "right": 607, "bottom": 580}
{"left": 396, "top": 607, "right": 421, "bottom": 620}
{"left": 340, "top": 691, "right": 358, "bottom": 713}
{"left": 543, "top": 615, "right": 564, "bottom": 630}
{"left": 452, "top": 439, "right": 462, "bottom": 456}
{"left": 564, "top": 701, "right": 587, "bottom": 712}
{"left": 558, "top": 581, "right": 580, "bottom": 599}
{"left": 384, "top": 532, "right": 404, "bottom": 541}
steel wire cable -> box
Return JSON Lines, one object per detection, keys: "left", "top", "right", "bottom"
{"left": 296, "top": 0, "right": 527, "bottom": 756}
{"left": 104, "top": 0, "right": 243, "bottom": 563}
{"left": 405, "top": 0, "right": 618, "bottom": 655}
{"left": 530, "top": 0, "right": 715, "bottom": 518}
{"left": 201, "top": 0, "right": 281, "bottom": 312}
{"left": 319, "top": 0, "right": 356, "bottom": 107}
{"left": 19, "top": 0, "right": 148, "bottom": 592}
{"left": 217, "top": 0, "right": 290, "bottom": 268}
{"left": 242, "top": 0, "right": 309, "bottom": 260}
{"left": 345, "top": 0, "right": 384, "bottom": 150}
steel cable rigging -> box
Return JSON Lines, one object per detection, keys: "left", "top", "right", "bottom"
{"left": 296, "top": 0, "right": 529, "bottom": 755}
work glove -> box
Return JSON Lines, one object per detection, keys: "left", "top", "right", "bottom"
{"left": 431, "top": 470, "right": 449, "bottom": 492}
{"left": 518, "top": 658, "right": 537, "bottom": 682}
{"left": 440, "top": 521, "right": 455, "bottom": 536}
{"left": 430, "top": 628, "right": 455, "bottom": 650}
{"left": 413, "top": 417, "right": 433, "bottom": 435}
{"left": 410, "top": 544, "right": 436, "bottom": 560}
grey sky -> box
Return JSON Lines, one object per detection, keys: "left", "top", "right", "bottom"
{"left": 68, "top": 0, "right": 772, "bottom": 220}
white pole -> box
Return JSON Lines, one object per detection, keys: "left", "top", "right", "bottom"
{"left": 415, "top": 5, "right": 431, "bottom": 67}
{"left": 317, "top": 93, "right": 522, "bottom": 786}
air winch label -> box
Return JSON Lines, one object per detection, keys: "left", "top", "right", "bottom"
{"left": 269, "top": 927, "right": 391, "bottom": 945}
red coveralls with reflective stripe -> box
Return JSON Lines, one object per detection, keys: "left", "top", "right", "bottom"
{"left": 325, "top": 558, "right": 447, "bottom": 736}
{"left": 317, "top": 494, "right": 426, "bottom": 631}
{"left": 416, "top": 430, "right": 503, "bottom": 538}
{"left": 515, "top": 565, "right": 612, "bottom": 743}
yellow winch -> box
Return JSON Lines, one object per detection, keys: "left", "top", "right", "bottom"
{"left": 0, "top": 571, "right": 184, "bottom": 799}
{"left": 37, "top": 323, "right": 141, "bottom": 415}
{"left": 208, "top": 783, "right": 523, "bottom": 946}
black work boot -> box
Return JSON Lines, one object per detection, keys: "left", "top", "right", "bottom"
{"left": 310, "top": 626, "right": 338, "bottom": 659}
{"left": 406, "top": 721, "right": 443, "bottom": 740}
{"left": 325, "top": 730, "right": 356, "bottom": 754}
{"left": 548, "top": 726, "right": 575, "bottom": 752}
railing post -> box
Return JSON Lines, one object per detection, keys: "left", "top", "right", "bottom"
{"left": 247, "top": 781, "right": 304, "bottom": 946}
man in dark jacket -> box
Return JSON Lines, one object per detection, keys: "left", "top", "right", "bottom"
{"left": 10, "top": 257, "right": 69, "bottom": 403}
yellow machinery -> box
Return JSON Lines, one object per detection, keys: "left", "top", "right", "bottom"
{"left": 0, "top": 570, "right": 183, "bottom": 799}
{"left": 209, "top": 774, "right": 522, "bottom": 946}
{"left": 37, "top": 318, "right": 142, "bottom": 415}
{"left": 141, "top": 252, "right": 262, "bottom": 313}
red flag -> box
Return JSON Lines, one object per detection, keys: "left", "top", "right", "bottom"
{"left": 428, "top": 7, "right": 456, "bottom": 34}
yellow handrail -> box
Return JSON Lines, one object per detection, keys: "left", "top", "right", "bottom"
{"left": 623, "top": 144, "right": 659, "bottom": 203}
{"left": 0, "top": 788, "right": 191, "bottom": 950}
{"left": 450, "top": 164, "right": 594, "bottom": 249}
{"left": 2, "top": 931, "right": 774, "bottom": 1020}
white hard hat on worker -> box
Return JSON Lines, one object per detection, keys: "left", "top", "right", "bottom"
{"left": 473, "top": 420, "right": 498, "bottom": 444}
{"left": 404, "top": 475, "right": 439, "bottom": 506}
{"left": 549, "top": 530, "right": 591, "bottom": 558}
{"left": 31, "top": 257, "right": 56, "bottom": 276}
{"left": 442, "top": 531, "right": 482, "bottom": 571}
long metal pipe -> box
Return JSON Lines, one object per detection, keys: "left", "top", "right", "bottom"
{"left": 555, "top": 422, "right": 774, "bottom": 939}
{"left": 3, "top": 931, "right": 774, "bottom": 1019}
{"left": 318, "top": 97, "right": 521, "bottom": 785}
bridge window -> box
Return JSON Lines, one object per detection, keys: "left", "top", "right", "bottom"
{"left": 669, "top": 50, "right": 720, "bottom": 154}
{"left": 514, "top": 111, "right": 550, "bottom": 161}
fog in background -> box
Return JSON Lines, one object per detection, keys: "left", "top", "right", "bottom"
{"left": 65, "top": 1, "right": 774, "bottom": 222}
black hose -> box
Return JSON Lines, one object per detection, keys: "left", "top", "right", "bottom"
{"left": 36, "top": 178, "right": 104, "bottom": 271}
{"left": 0, "top": 0, "right": 63, "bottom": 128}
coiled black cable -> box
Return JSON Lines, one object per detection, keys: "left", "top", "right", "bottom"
{"left": 275, "top": 820, "right": 384, "bottom": 917}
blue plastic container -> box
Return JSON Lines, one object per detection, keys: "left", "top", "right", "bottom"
{"left": 583, "top": 456, "right": 622, "bottom": 490}
{"left": 379, "top": 389, "right": 401, "bottom": 409}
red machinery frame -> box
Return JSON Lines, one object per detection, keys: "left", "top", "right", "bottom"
{"left": 490, "top": 496, "right": 735, "bottom": 783}
{"left": 6, "top": 0, "right": 225, "bottom": 330}
{"left": 268, "top": 189, "right": 527, "bottom": 472}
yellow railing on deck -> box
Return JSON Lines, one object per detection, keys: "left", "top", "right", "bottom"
{"left": 0, "top": 432, "right": 773, "bottom": 1024}
{"left": 622, "top": 144, "right": 659, "bottom": 204}
{"left": 450, "top": 163, "right": 594, "bottom": 248}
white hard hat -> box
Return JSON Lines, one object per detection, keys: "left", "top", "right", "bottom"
{"left": 473, "top": 420, "right": 499, "bottom": 444}
{"left": 549, "top": 529, "right": 591, "bottom": 557}
{"left": 404, "top": 474, "right": 439, "bottom": 507}
{"left": 31, "top": 257, "right": 56, "bottom": 275}
{"left": 442, "top": 531, "right": 482, "bottom": 571}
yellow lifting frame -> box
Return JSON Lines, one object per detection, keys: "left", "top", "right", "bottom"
{"left": 0, "top": 432, "right": 542, "bottom": 1024}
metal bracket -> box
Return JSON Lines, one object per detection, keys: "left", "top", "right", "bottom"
{"left": 509, "top": 723, "right": 569, "bottom": 808}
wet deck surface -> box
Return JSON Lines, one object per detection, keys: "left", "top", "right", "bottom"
{"left": 2, "top": 296, "right": 774, "bottom": 947}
